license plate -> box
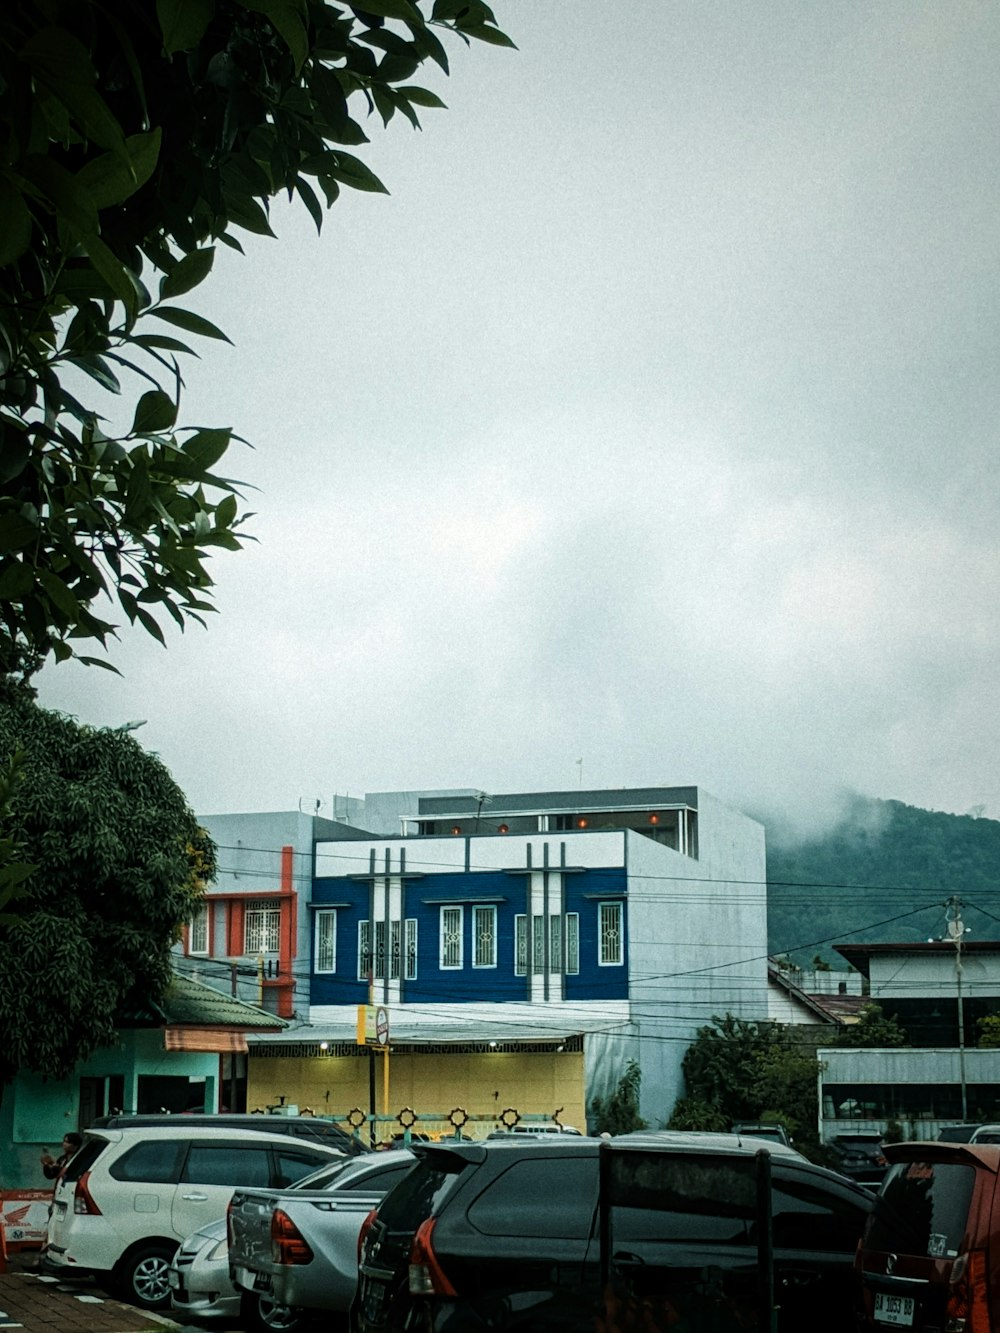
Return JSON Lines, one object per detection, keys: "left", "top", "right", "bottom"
{"left": 363, "top": 1279, "right": 387, "bottom": 1322}
{"left": 874, "top": 1292, "right": 914, "bottom": 1326}
{"left": 167, "top": 1271, "right": 181, "bottom": 1291}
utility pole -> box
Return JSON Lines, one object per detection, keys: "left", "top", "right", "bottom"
{"left": 946, "top": 896, "right": 968, "bottom": 1121}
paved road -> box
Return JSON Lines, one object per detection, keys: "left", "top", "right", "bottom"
{"left": 0, "top": 1254, "right": 241, "bottom": 1333}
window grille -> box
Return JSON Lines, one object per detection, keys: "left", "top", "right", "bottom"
{"left": 405, "top": 919, "right": 417, "bottom": 980}
{"left": 566, "top": 913, "right": 580, "bottom": 975}
{"left": 549, "top": 913, "right": 562, "bottom": 972}
{"left": 473, "top": 905, "right": 497, "bottom": 968}
{"left": 315, "top": 910, "right": 336, "bottom": 973}
{"left": 599, "top": 901, "right": 623, "bottom": 966}
{"left": 514, "top": 915, "right": 527, "bottom": 976}
{"left": 189, "top": 902, "right": 208, "bottom": 955}
{"left": 358, "top": 920, "right": 371, "bottom": 980}
{"left": 532, "top": 914, "right": 545, "bottom": 974}
{"left": 244, "top": 905, "right": 280, "bottom": 954}
{"left": 440, "top": 906, "right": 463, "bottom": 969}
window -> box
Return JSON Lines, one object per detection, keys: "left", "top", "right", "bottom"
{"left": 599, "top": 901, "right": 623, "bottom": 966}
{"left": 245, "top": 904, "right": 280, "bottom": 954}
{"left": 467, "top": 1158, "right": 597, "bottom": 1238}
{"left": 358, "top": 919, "right": 371, "bottom": 981}
{"left": 359, "top": 918, "right": 417, "bottom": 981}
{"left": 566, "top": 913, "right": 580, "bottom": 975}
{"left": 440, "top": 905, "right": 463, "bottom": 969}
{"left": 515, "top": 915, "right": 527, "bottom": 976}
{"left": 473, "top": 905, "right": 497, "bottom": 968}
{"left": 532, "top": 914, "right": 545, "bottom": 974}
{"left": 109, "top": 1140, "right": 184, "bottom": 1184}
{"left": 189, "top": 901, "right": 208, "bottom": 955}
{"left": 549, "top": 913, "right": 562, "bottom": 972}
{"left": 182, "top": 1144, "right": 271, "bottom": 1187}
{"left": 315, "top": 910, "right": 336, "bottom": 973}
{"left": 274, "top": 1148, "right": 330, "bottom": 1188}
{"left": 405, "top": 918, "right": 417, "bottom": 980}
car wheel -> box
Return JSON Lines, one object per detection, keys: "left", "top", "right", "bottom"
{"left": 242, "top": 1291, "right": 307, "bottom": 1333}
{"left": 115, "top": 1243, "right": 177, "bottom": 1310}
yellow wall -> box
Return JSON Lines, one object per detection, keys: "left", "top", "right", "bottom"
{"left": 247, "top": 1050, "right": 586, "bottom": 1136}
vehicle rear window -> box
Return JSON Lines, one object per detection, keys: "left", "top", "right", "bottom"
{"left": 182, "top": 1144, "right": 271, "bottom": 1187}
{"left": 109, "top": 1140, "right": 185, "bottom": 1184}
{"left": 375, "top": 1153, "right": 466, "bottom": 1230}
{"left": 865, "top": 1160, "right": 976, "bottom": 1258}
{"left": 346, "top": 1164, "right": 414, "bottom": 1194}
{"left": 468, "top": 1157, "right": 597, "bottom": 1239}
{"left": 62, "top": 1139, "right": 109, "bottom": 1183}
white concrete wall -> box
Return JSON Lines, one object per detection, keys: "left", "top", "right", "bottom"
{"left": 868, "top": 951, "right": 1000, "bottom": 1001}
{"left": 623, "top": 790, "right": 768, "bottom": 1127}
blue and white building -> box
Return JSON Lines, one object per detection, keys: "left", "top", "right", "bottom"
{"left": 242, "top": 785, "right": 768, "bottom": 1128}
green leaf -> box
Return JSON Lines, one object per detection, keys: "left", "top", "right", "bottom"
{"left": 159, "top": 247, "right": 216, "bottom": 300}
{"left": 132, "top": 390, "right": 177, "bottom": 435}
{"left": 22, "top": 27, "right": 129, "bottom": 160}
{"left": 150, "top": 308, "right": 233, "bottom": 343}
{"left": 237, "top": 0, "right": 309, "bottom": 72}
{"left": 157, "top": 0, "right": 215, "bottom": 54}
{"left": 37, "top": 570, "right": 82, "bottom": 620}
{"left": 17, "top": 156, "right": 99, "bottom": 235}
{"left": 183, "top": 428, "right": 232, "bottom": 472}
{"left": 75, "top": 232, "right": 142, "bottom": 322}
{"left": 0, "top": 562, "right": 34, "bottom": 598}
{"left": 216, "top": 494, "right": 238, "bottom": 527}
{"left": 135, "top": 606, "right": 167, "bottom": 645}
{"left": 326, "top": 152, "right": 389, "bottom": 194}
{"left": 0, "top": 177, "right": 32, "bottom": 266}
{"left": 131, "top": 333, "right": 198, "bottom": 356}
{"left": 0, "top": 515, "right": 39, "bottom": 553}
{"left": 350, "top": 0, "right": 422, "bottom": 20}
{"left": 398, "top": 85, "right": 447, "bottom": 109}
{"left": 459, "top": 23, "right": 518, "bottom": 48}
{"left": 222, "top": 191, "right": 276, "bottom": 237}
{"left": 295, "top": 176, "right": 323, "bottom": 233}
{"left": 124, "top": 455, "right": 153, "bottom": 525}
{"left": 76, "top": 130, "right": 162, "bottom": 211}
{"left": 66, "top": 355, "right": 121, "bottom": 394}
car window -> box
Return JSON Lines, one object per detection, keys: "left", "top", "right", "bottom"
{"left": 292, "top": 1160, "right": 355, "bottom": 1191}
{"left": 865, "top": 1160, "right": 976, "bottom": 1258}
{"left": 109, "top": 1139, "right": 186, "bottom": 1183}
{"left": 346, "top": 1164, "right": 413, "bottom": 1193}
{"left": 770, "top": 1173, "right": 869, "bottom": 1250}
{"left": 62, "top": 1139, "right": 110, "bottom": 1183}
{"left": 273, "top": 1149, "right": 331, "bottom": 1187}
{"left": 467, "top": 1158, "right": 596, "bottom": 1239}
{"left": 181, "top": 1144, "right": 271, "bottom": 1187}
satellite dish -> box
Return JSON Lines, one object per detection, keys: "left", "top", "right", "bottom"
{"left": 299, "top": 797, "right": 325, "bottom": 815}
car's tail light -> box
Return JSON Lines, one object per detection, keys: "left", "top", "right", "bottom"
{"left": 408, "top": 1218, "right": 455, "bottom": 1297}
{"left": 73, "top": 1171, "right": 101, "bottom": 1215}
{"left": 358, "top": 1206, "right": 378, "bottom": 1263}
{"left": 270, "top": 1210, "right": 313, "bottom": 1265}
{"left": 947, "top": 1249, "right": 989, "bottom": 1333}
{"left": 226, "top": 1199, "right": 235, "bottom": 1247}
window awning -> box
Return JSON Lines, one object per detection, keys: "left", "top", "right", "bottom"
{"left": 164, "top": 1027, "right": 250, "bottom": 1054}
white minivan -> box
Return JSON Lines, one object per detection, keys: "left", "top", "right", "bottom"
{"left": 47, "top": 1125, "right": 345, "bottom": 1309}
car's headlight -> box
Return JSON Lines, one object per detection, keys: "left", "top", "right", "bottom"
{"left": 208, "top": 1239, "right": 229, "bottom": 1262}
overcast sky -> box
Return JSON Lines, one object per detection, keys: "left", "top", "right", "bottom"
{"left": 37, "top": 3, "right": 1000, "bottom": 834}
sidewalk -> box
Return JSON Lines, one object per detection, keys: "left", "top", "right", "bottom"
{"left": 0, "top": 1252, "right": 184, "bottom": 1333}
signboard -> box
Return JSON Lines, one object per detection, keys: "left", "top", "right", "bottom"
{"left": 356, "top": 1004, "right": 390, "bottom": 1047}
{"left": 0, "top": 1190, "right": 52, "bottom": 1249}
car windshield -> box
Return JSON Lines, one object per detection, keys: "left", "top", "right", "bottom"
{"left": 865, "top": 1160, "right": 975, "bottom": 1259}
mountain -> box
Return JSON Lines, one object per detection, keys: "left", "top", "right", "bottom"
{"left": 764, "top": 796, "right": 1000, "bottom": 965}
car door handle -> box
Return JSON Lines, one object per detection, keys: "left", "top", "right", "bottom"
{"left": 181, "top": 1193, "right": 209, "bottom": 1201}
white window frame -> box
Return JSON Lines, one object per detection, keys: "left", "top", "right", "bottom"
{"left": 598, "top": 901, "right": 623, "bottom": 967}
{"left": 472, "top": 905, "right": 497, "bottom": 969}
{"left": 440, "top": 905, "right": 464, "bottom": 970}
{"left": 565, "top": 912, "right": 580, "bottom": 975}
{"left": 244, "top": 903, "right": 280, "bottom": 955}
{"left": 532, "top": 913, "right": 545, "bottom": 974}
{"left": 314, "top": 909, "right": 336, "bottom": 974}
{"left": 358, "top": 920, "right": 371, "bottom": 981}
{"left": 189, "top": 901, "right": 209, "bottom": 955}
{"left": 549, "top": 913, "right": 562, "bottom": 972}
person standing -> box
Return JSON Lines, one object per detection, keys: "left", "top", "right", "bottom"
{"left": 40, "top": 1132, "right": 82, "bottom": 1181}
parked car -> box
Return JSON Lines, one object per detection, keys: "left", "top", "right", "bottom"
{"left": 826, "top": 1132, "right": 888, "bottom": 1184}
{"left": 730, "top": 1121, "right": 793, "bottom": 1147}
{"left": 168, "top": 1156, "right": 350, "bottom": 1326}
{"left": 45, "top": 1125, "right": 345, "bottom": 1310}
{"left": 856, "top": 1140, "right": 1000, "bottom": 1333}
{"left": 92, "top": 1111, "right": 367, "bottom": 1156}
{"left": 936, "top": 1123, "right": 981, "bottom": 1143}
{"left": 227, "top": 1148, "right": 417, "bottom": 1333}
{"left": 356, "top": 1131, "right": 873, "bottom": 1333}
{"left": 967, "top": 1123, "right": 1000, "bottom": 1144}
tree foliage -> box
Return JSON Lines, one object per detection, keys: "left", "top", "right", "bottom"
{"left": 590, "top": 1058, "right": 647, "bottom": 1136}
{"left": 0, "top": 681, "right": 214, "bottom": 1084}
{"left": 835, "top": 1001, "right": 908, "bottom": 1048}
{"left": 0, "top": 0, "right": 513, "bottom": 672}
{"left": 670, "top": 1014, "right": 820, "bottom": 1144}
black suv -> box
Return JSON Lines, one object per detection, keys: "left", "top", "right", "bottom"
{"left": 91, "top": 1112, "right": 368, "bottom": 1156}
{"left": 826, "top": 1132, "right": 888, "bottom": 1184}
{"left": 356, "top": 1132, "right": 874, "bottom": 1333}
